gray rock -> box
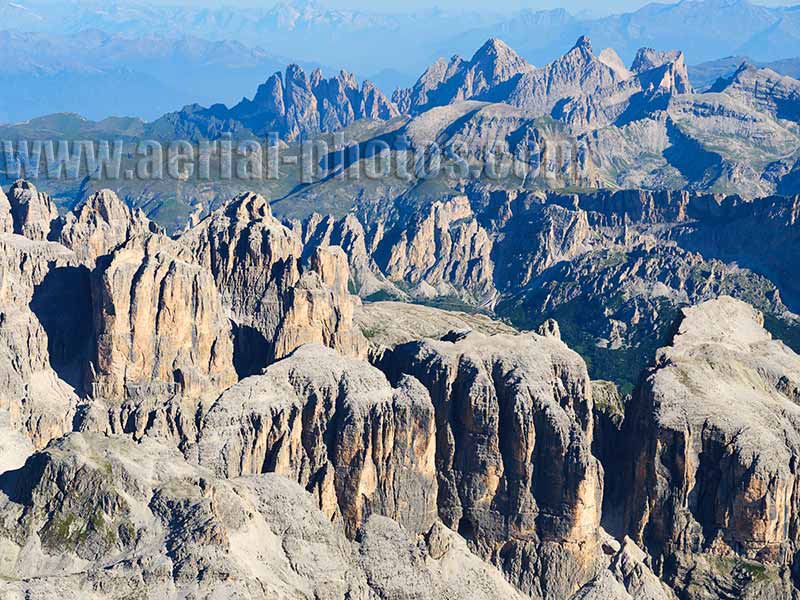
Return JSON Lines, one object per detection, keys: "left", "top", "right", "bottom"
{"left": 393, "top": 38, "right": 534, "bottom": 114}
{"left": 624, "top": 297, "right": 800, "bottom": 589}
{"left": 59, "top": 189, "right": 158, "bottom": 265}
{"left": 0, "top": 432, "right": 526, "bottom": 600}
{"left": 180, "top": 192, "right": 366, "bottom": 374}
{"left": 88, "top": 232, "right": 237, "bottom": 403}
{"left": 7, "top": 180, "right": 59, "bottom": 241}
{"left": 0, "top": 186, "right": 12, "bottom": 234}
{"left": 196, "top": 343, "right": 438, "bottom": 538}
{"left": 0, "top": 234, "right": 85, "bottom": 449}
{"left": 385, "top": 329, "right": 604, "bottom": 599}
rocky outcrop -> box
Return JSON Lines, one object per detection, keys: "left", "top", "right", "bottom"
{"left": 507, "top": 36, "right": 626, "bottom": 116}
{"left": 0, "top": 186, "right": 12, "bottom": 234}
{"left": 196, "top": 343, "right": 437, "bottom": 537}
{"left": 624, "top": 297, "right": 800, "bottom": 592}
{"left": 179, "top": 191, "right": 304, "bottom": 372}
{"left": 297, "top": 212, "right": 402, "bottom": 299}
{"left": 7, "top": 180, "right": 59, "bottom": 241}
{"left": 631, "top": 48, "right": 691, "bottom": 95}
{"left": 552, "top": 45, "right": 690, "bottom": 132}
{"left": 296, "top": 192, "right": 590, "bottom": 307}
{"left": 59, "top": 188, "right": 158, "bottom": 265}
{"left": 180, "top": 192, "right": 366, "bottom": 371}
{"left": 0, "top": 432, "right": 527, "bottom": 600}
{"left": 549, "top": 188, "right": 699, "bottom": 226}
{"left": 272, "top": 245, "right": 367, "bottom": 360}
{"left": 309, "top": 68, "right": 398, "bottom": 132}
{"left": 570, "top": 536, "right": 678, "bottom": 600}
{"left": 489, "top": 194, "right": 591, "bottom": 292}
{"left": 89, "top": 233, "right": 237, "bottom": 403}
{"left": 0, "top": 234, "right": 87, "bottom": 449}
{"left": 375, "top": 195, "right": 496, "bottom": 305}
{"left": 671, "top": 193, "right": 800, "bottom": 310}
{"left": 385, "top": 329, "right": 604, "bottom": 599}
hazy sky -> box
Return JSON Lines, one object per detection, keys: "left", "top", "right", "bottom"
{"left": 154, "top": 0, "right": 800, "bottom": 15}
{"left": 316, "top": 0, "right": 796, "bottom": 12}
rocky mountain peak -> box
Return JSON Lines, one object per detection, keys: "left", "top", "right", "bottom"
{"left": 7, "top": 179, "right": 59, "bottom": 241}
{"left": 469, "top": 37, "right": 534, "bottom": 89}
{"left": 709, "top": 60, "right": 800, "bottom": 119}
{"left": 221, "top": 191, "right": 274, "bottom": 222}
{"left": 166, "top": 59, "right": 399, "bottom": 141}
{"left": 472, "top": 37, "right": 527, "bottom": 67}
{"left": 625, "top": 296, "right": 800, "bottom": 588}
{"left": 285, "top": 63, "right": 308, "bottom": 86}
{"left": 597, "top": 47, "right": 631, "bottom": 79}
{"left": 59, "top": 188, "right": 157, "bottom": 264}
{"left": 571, "top": 34, "right": 593, "bottom": 54}
{"left": 631, "top": 47, "right": 680, "bottom": 73}
{"left": 251, "top": 72, "right": 285, "bottom": 113}
{"left": 396, "top": 37, "right": 533, "bottom": 114}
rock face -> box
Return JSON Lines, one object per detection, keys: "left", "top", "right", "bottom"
{"left": 0, "top": 234, "right": 87, "bottom": 449}
{"left": 0, "top": 186, "right": 12, "bottom": 234}
{"left": 89, "top": 233, "right": 237, "bottom": 403}
{"left": 395, "top": 36, "right": 689, "bottom": 129}
{"left": 179, "top": 191, "right": 304, "bottom": 372}
{"left": 59, "top": 189, "right": 158, "bottom": 265}
{"left": 180, "top": 192, "right": 366, "bottom": 373}
{"left": 4, "top": 176, "right": 794, "bottom": 598}
{"left": 384, "top": 329, "right": 604, "bottom": 599}
{"left": 296, "top": 212, "right": 401, "bottom": 299}
{"left": 281, "top": 184, "right": 800, "bottom": 399}
{"left": 570, "top": 536, "right": 678, "bottom": 600}
{"left": 272, "top": 245, "right": 367, "bottom": 361}
{"left": 196, "top": 343, "right": 437, "bottom": 538}
{"left": 149, "top": 65, "right": 399, "bottom": 142}
{"left": 7, "top": 180, "right": 59, "bottom": 241}
{"left": 0, "top": 433, "right": 527, "bottom": 600}
{"left": 623, "top": 297, "right": 800, "bottom": 594}
{"left": 318, "top": 192, "right": 590, "bottom": 309}
{"left": 375, "top": 195, "right": 496, "bottom": 304}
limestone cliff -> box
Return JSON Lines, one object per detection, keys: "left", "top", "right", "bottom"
{"left": 180, "top": 192, "right": 366, "bottom": 372}
{"left": 0, "top": 186, "right": 12, "bottom": 234}
{"left": 384, "top": 329, "right": 604, "bottom": 599}
{"left": 89, "top": 233, "right": 237, "bottom": 403}
{"left": 0, "top": 433, "right": 526, "bottom": 600}
{"left": 0, "top": 234, "right": 87, "bottom": 448}
{"left": 196, "top": 343, "right": 437, "bottom": 538}
{"left": 624, "top": 296, "right": 800, "bottom": 596}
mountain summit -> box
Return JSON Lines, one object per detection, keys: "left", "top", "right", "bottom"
{"left": 393, "top": 37, "right": 534, "bottom": 114}
{"left": 148, "top": 64, "right": 398, "bottom": 141}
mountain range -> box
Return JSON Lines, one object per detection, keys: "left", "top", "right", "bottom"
{"left": 7, "top": 33, "right": 800, "bottom": 220}
{"left": 0, "top": 177, "right": 798, "bottom": 599}
{"left": 9, "top": 0, "right": 800, "bottom": 67}
{"left": 4, "top": 32, "right": 800, "bottom": 389}
{"left": 8, "top": 0, "right": 800, "bottom": 122}
{"left": 4, "top": 5, "right": 800, "bottom": 599}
